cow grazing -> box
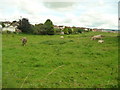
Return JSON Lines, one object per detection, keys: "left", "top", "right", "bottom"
{"left": 98, "top": 40, "right": 104, "bottom": 43}
{"left": 91, "top": 35, "right": 104, "bottom": 40}
{"left": 21, "top": 37, "right": 27, "bottom": 46}
{"left": 60, "top": 36, "right": 64, "bottom": 39}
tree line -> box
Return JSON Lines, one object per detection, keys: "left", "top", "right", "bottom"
{"left": 17, "top": 18, "right": 87, "bottom": 35}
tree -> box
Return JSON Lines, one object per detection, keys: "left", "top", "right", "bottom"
{"left": 72, "top": 27, "right": 84, "bottom": 34}
{"left": 54, "top": 28, "right": 61, "bottom": 35}
{"left": 63, "top": 27, "right": 72, "bottom": 34}
{"left": 33, "top": 23, "right": 47, "bottom": 35}
{"left": 72, "top": 27, "right": 78, "bottom": 34}
{"left": 63, "top": 27, "right": 68, "bottom": 34}
{"left": 18, "top": 18, "right": 33, "bottom": 33}
{"left": 77, "top": 28, "right": 84, "bottom": 33}
{"left": 68, "top": 27, "right": 73, "bottom": 34}
{"left": 43, "top": 19, "right": 54, "bottom": 35}
{"left": 1, "top": 22, "right": 5, "bottom": 28}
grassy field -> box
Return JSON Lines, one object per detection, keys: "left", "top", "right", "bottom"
{"left": 2, "top": 32, "right": 118, "bottom": 88}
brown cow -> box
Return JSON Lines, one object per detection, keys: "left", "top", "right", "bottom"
{"left": 21, "top": 37, "right": 27, "bottom": 46}
{"left": 91, "top": 35, "right": 104, "bottom": 40}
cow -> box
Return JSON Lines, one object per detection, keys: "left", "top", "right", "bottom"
{"left": 60, "top": 36, "right": 64, "bottom": 39}
{"left": 91, "top": 35, "right": 104, "bottom": 40}
{"left": 98, "top": 40, "right": 104, "bottom": 43}
{"left": 21, "top": 37, "right": 27, "bottom": 46}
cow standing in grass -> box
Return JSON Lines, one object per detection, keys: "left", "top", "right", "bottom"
{"left": 21, "top": 37, "right": 27, "bottom": 46}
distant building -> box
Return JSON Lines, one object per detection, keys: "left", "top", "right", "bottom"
{"left": 1, "top": 21, "right": 19, "bottom": 32}
{"left": 2, "top": 21, "right": 11, "bottom": 27}
{"left": 2, "top": 26, "right": 17, "bottom": 32}
{"left": 58, "top": 25, "right": 65, "bottom": 30}
{"left": 92, "top": 28, "right": 102, "bottom": 32}
{"left": 93, "top": 28, "right": 118, "bottom": 33}
{"left": 54, "top": 25, "right": 60, "bottom": 29}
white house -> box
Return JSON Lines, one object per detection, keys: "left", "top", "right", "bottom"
{"left": 2, "top": 26, "right": 17, "bottom": 32}
{"left": 2, "top": 21, "right": 19, "bottom": 32}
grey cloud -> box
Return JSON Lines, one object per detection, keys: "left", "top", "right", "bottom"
{"left": 43, "top": 2, "right": 77, "bottom": 10}
{"left": 87, "top": 22, "right": 105, "bottom": 27}
{"left": 88, "top": 20, "right": 106, "bottom": 27}
{"left": 63, "top": 19, "right": 72, "bottom": 23}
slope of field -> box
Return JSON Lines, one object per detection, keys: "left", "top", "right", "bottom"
{"left": 2, "top": 32, "right": 118, "bottom": 88}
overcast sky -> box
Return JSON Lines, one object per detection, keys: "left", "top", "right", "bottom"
{"left": 0, "top": 0, "right": 119, "bottom": 29}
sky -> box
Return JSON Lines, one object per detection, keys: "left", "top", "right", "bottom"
{"left": 0, "top": 0, "right": 119, "bottom": 29}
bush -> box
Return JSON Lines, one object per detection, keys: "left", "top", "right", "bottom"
{"left": 18, "top": 18, "right": 33, "bottom": 34}
{"left": 77, "top": 28, "right": 84, "bottom": 33}
{"left": 33, "top": 19, "right": 54, "bottom": 35}
{"left": 63, "top": 27, "right": 69, "bottom": 34}
{"left": 44, "top": 19, "right": 54, "bottom": 35}
{"left": 33, "top": 24, "right": 47, "bottom": 35}
{"left": 54, "top": 28, "right": 61, "bottom": 35}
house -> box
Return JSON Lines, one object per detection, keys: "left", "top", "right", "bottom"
{"left": 84, "top": 28, "right": 90, "bottom": 31}
{"left": 2, "top": 25, "right": 17, "bottom": 32}
{"left": 2, "top": 21, "right": 19, "bottom": 32}
{"left": 2, "top": 21, "right": 11, "bottom": 27}
{"left": 54, "top": 25, "right": 65, "bottom": 30}
{"left": 54, "top": 25, "right": 60, "bottom": 29}
{"left": 102, "top": 29, "right": 118, "bottom": 33}
{"left": 92, "top": 28, "right": 102, "bottom": 32}
{"left": 58, "top": 25, "right": 65, "bottom": 30}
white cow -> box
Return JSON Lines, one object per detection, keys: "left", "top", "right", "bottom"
{"left": 98, "top": 40, "right": 104, "bottom": 43}
{"left": 60, "top": 36, "right": 64, "bottom": 39}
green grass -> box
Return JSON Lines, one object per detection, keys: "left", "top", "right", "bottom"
{"left": 2, "top": 32, "right": 118, "bottom": 88}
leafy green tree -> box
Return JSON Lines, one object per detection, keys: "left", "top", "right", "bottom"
{"left": 1, "top": 22, "right": 5, "bottom": 28}
{"left": 18, "top": 18, "right": 33, "bottom": 33}
{"left": 77, "top": 28, "right": 84, "bottom": 33}
{"left": 68, "top": 27, "right": 73, "bottom": 34}
{"left": 33, "top": 24, "right": 47, "bottom": 35}
{"left": 72, "top": 27, "right": 77, "bottom": 34}
{"left": 54, "top": 28, "right": 61, "bottom": 35}
{"left": 44, "top": 19, "right": 54, "bottom": 35}
{"left": 72, "top": 27, "right": 84, "bottom": 34}
{"left": 63, "top": 27, "right": 69, "bottom": 34}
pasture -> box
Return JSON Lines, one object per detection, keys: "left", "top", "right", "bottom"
{"left": 2, "top": 32, "right": 118, "bottom": 88}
